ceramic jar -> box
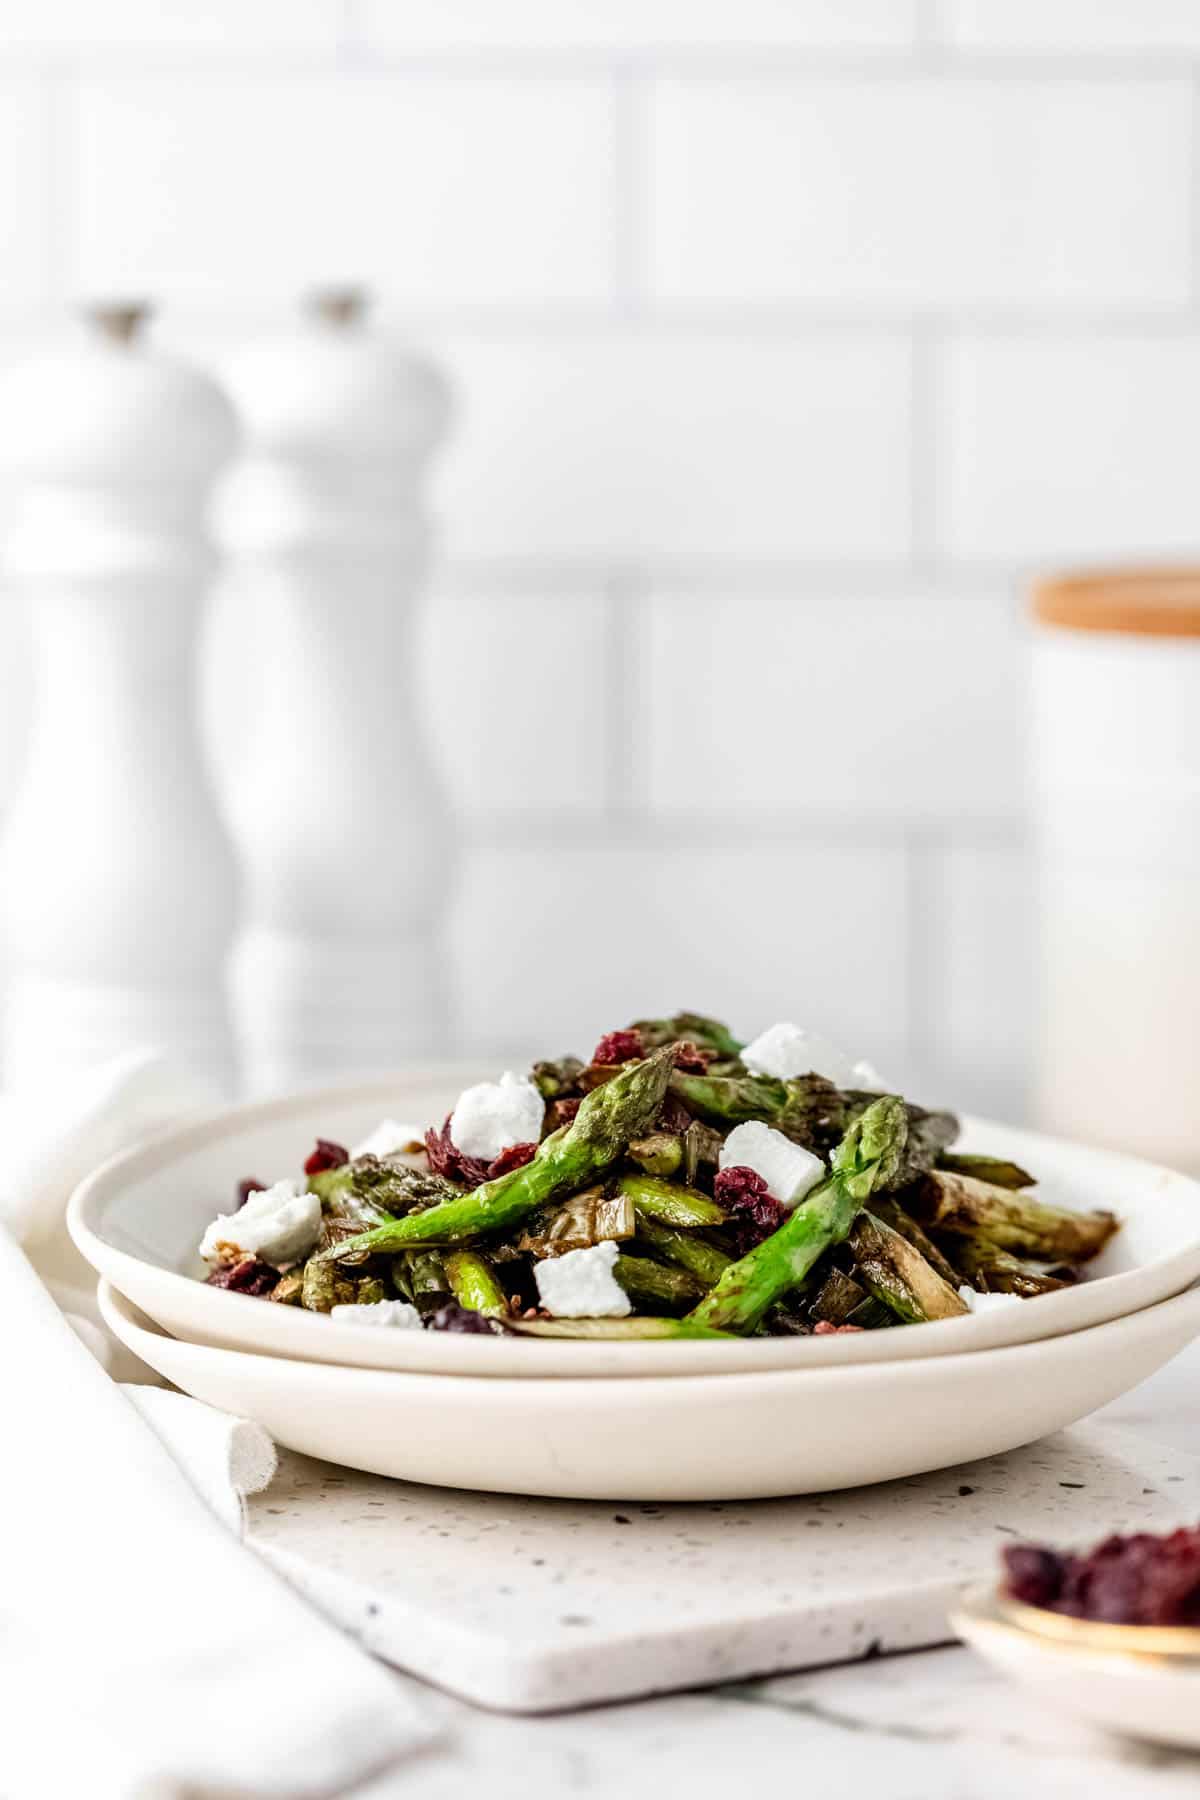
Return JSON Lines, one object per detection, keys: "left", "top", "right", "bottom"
{"left": 1032, "top": 569, "right": 1200, "bottom": 1170}
{"left": 217, "top": 293, "right": 454, "bottom": 1092}
{"left": 0, "top": 308, "right": 240, "bottom": 1093}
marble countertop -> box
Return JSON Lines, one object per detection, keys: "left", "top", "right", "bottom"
{"left": 351, "top": 1345, "right": 1200, "bottom": 1799}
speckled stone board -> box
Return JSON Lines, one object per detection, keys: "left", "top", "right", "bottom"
{"left": 246, "top": 1425, "right": 1198, "bottom": 1713}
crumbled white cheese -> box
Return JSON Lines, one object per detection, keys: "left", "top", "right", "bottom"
{"left": 850, "top": 1059, "right": 891, "bottom": 1093}
{"left": 534, "top": 1239, "right": 632, "bottom": 1319}
{"left": 350, "top": 1118, "right": 425, "bottom": 1160}
{"left": 329, "top": 1298, "right": 424, "bottom": 1330}
{"left": 739, "top": 1022, "right": 858, "bottom": 1088}
{"left": 449, "top": 1071, "right": 545, "bottom": 1162}
{"left": 957, "top": 1285, "right": 1024, "bottom": 1315}
{"left": 199, "top": 1178, "right": 321, "bottom": 1270}
{"left": 718, "top": 1120, "right": 825, "bottom": 1209}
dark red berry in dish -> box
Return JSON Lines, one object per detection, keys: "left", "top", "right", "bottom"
{"left": 592, "top": 1028, "right": 645, "bottom": 1066}
{"left": 671, "top": 1039, "right": 713, "bottom": 1074}
{"left": 429, "top": 1302, "right": 501, "bottom": 1334}
{"left": 425, "top": 1116, "right": 492, "bottom": 1189}
{"left": 205, "top": 1258, "right": 280, "bottom": 1297}
{"left": 714, "top": 1165, "right": 785, "bottom": 1254}
{"left": 488, "top": 1140, "right": 538, "bottom": 1178}
{"left": 812, "top": 1320, "right": 865, "bottom": 1335}
{"left": 235, "top": 1178, "right": 265, "bottom": 1210}
{"left": 304, "top": 1139, "right": 349, "bottom": 1177}
{"left": 1003, "top": 1526, "right": 1200, "bottom": 1625}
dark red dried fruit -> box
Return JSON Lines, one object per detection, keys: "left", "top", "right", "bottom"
{"left": 205, "top": 1258, "right": 280, "bottom": 1297}
{"left": 304, "top": 1138, "right": 349, "bottom": 1177}
{"left": 488, "top": 1140, "right": 538, "bottom": 1178}
{"left": 236, "top": 1178, "right": 266, "bottom": 1210}
{"left": 592, "top": 1028, "right": 645, "bottom": 1066}
{"left": 1003, "top": 1527, "right": 1200, "bottom": 1625}
{"left": 672, "top": 1039, "right": 713, "bottom": 1074}
{"left": 714, "top": 1165, "right": 785, "bottom": 1254}
{"left": 813, "top": 1320, "right": 865, "bottom": 1336}
{"left": 547, "top": 1097, "right": 582, "bottom": 1131}
{"left": 425, "top": 1117, "right": 538, "bottom": 1189}
{"left": 429, "top": 1302, "right": 501, "bottom": 1335}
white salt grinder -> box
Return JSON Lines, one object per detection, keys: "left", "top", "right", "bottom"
{"left": 217, "top": 292, "right": 454, "bottom": 1092}
{"left": 1032, "top": 569, "right": 1200, "bottom": 1172}
{"left": 0, "top": 307, "right": 240, "bottom": 1093}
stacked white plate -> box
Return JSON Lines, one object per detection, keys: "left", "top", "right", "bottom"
{"left": 69, "top": 1073, "right": 1200, "bottom": 1501}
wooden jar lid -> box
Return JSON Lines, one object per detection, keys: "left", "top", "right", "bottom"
{"left": 1033, "top": 567, "right": 1200, "bottom": 638}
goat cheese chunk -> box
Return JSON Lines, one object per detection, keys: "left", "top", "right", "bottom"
{"left": 330, "top": 1298, "right": 423, "bottom": 1330}
{"left": 449, "top": 1070, "right": 545, "bottom": 1162}
{"left": 719, "top": 1120, "right": 825, "bottom": 1209}
{"left": 957, "top": 1285, "right": 1024, "bottom": 1315}
{"left": 350, "top": 1118, "right": 424, "bottom": 1160}
{"left": 740, "top": 1023, "right": 894, "bottom": 1094}
{"left": 199, "top": 1178, "right": 320, "bottom": 1270}
{"left": 534, "top": 1239, "right": 631, "bottom": 1319}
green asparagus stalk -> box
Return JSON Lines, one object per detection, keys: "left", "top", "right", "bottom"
{"left": 355, "top": 1276, "right": 389, "bottom": 1306}
{"left": 911, "top": 1171, "right": 1118, "bottom": 1263}
{"left": 617, "top": 1172, "right": 727, "bottom": 1228}
{"left": 937, "top": 1152, "right": 1035, "bottom": 1189}
{"left": 269, "top": 1267, "right": 306, "bottom": 1306}
{"left": 505, "top": 1315, "right": 733, "bottom": 1341}
{"left": 443, "top": 1248, "right": 510, "bottom": 1317}
{"left": 870, "top": 1194, "right": 961, "bottom": 1287}
{"left": 405, "top": 1249, "right": 450, "bottom": 1316}
{"left": 613, "top": 1253, "right": 707, "bottom": 1311}
{"left": 636, "top": 1215, "right": 732, "bottom": 1288}
{"left": 849, "top": 1211, "right": 969, "bottom": 1324}
{"left": 627, "top": 1132, "right": 684, "bottom": 1178}
{"left": 316, "top": 1047, "right": 675, "bottom": 1260}
{"left": 301, "top": 1257, "right": 355, "bottom": 1313}
{"left": 310, "top": 1159, "right": 461, "bottom": 1219}
{"left": 949, "top": 1236, "right": 1074, "bottom": 1298}
{"left": 687, "top": 1096, "right": 909, "bottom": 1335}
{"left": 632, "top": 1012, "right": 744, "bottom": 1058}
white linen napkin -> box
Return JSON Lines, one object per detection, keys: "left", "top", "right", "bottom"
{"left": 0, "top": 1055, "right": 440, "bottom": 1799}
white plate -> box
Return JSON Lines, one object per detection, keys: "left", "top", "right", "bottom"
{"left": 69, "top": 1075, "right": 1200, "bottom": 1379}
{"left": 953, "top": 1584, "right": 1200, "bottom": 1751}
{"left": 99, "top": 1279, "right": 1200, "bottom": 1500}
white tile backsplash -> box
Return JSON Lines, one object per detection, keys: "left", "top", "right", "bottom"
{"left": 938, "top": 334, "right": 1200, "bottom": 561}
{"left": 944, "top": 1, "right": 1200, "bottom": 53}
{"left": 357, "top": 1, "right": 919, "bottom": 52}
{"left": 650, "top": 76, "right": 1192, "bottom": 308}
{"left": 420, "top": 588, "right": 612, "bottom": 817}
{"left": 73, "top": 74, "right": 618, "bottom": 304}
{"left": 448, "top": 841, "right": 911, "bottom": 1066}
{"left": 1, "top": 14, "right": 1197, "bottom": 1107}
{"left": 434, "top": 332, "right": 913, "bottom": 559}
{"left": 640, "top": 584, "right": 1026, "bottom": 825}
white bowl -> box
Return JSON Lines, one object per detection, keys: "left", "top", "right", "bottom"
{"left": 953, "top": 1584, "right": 1200, "bottom": 1751}
{"left": 69, "top": 1075, "right": 1200, "bottom": 1380}
{"left": 99, "top": 1279, "right": 1200, "bottom": 1500}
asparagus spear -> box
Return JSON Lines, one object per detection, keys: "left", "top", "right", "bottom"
{"left": 617, "top": 1172, "right": 727, "bottom": 1228}
{"left": 870, "top": 1194, "right": 961, "bottom": 1287}
{"left": 938, "top": 1151, "right": 1035, "bottom": 1189}
{"left": 809, "top": 1267, "right": 868, "bottom": 1325}
{"left": 316, "top": 1047, "right": 675, "bottom": 1260}
{"left": 849, "top": 1211, "right": 969, "bottom": 1324}
{"left": 632, "top": 1012, "right": 744, "bottom": 1058}
{"left": 405, "top": 1249, "right": 450, "bottom": 1316}
{"left": 636, "top": 1215, "right": 732, "bottom": 1288}
{"left": 950, "top": 1237, "right": 1074, "bottom": 1298}
{"left": 301, "top": 1258, "right": 356, "bottom": 1312}
{"left": 310, "top": 1158, "right": 460, "bottom": 1218}
{"left": 912, "top": 1171, "right": 1117, "bottom": 1263}
{"left": 443, "top": 1249, "right": 510, "bottom": 1317}
{"left": 614, "top": 1253, "right": 707, "bottom": 1312}
{"left": 687, "top": 1096, "right": 909, "bottom": 1335}
{"left": 627, "top": 1132, "right": 684, "bottom": 1178}
{"left": 505, "top": 1316, "right": 733, "bottom": 1341}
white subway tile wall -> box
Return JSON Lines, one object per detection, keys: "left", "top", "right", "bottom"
{"left": 1, "top": 1, "right": 1196, "bottom": 1112}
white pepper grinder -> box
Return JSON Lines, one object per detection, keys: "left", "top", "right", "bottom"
{"left": 0, "top": 306, "right": 241, "bottom": 1092}
{"left": 217, "top": 291, "right": 454, "bottom": 1091}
